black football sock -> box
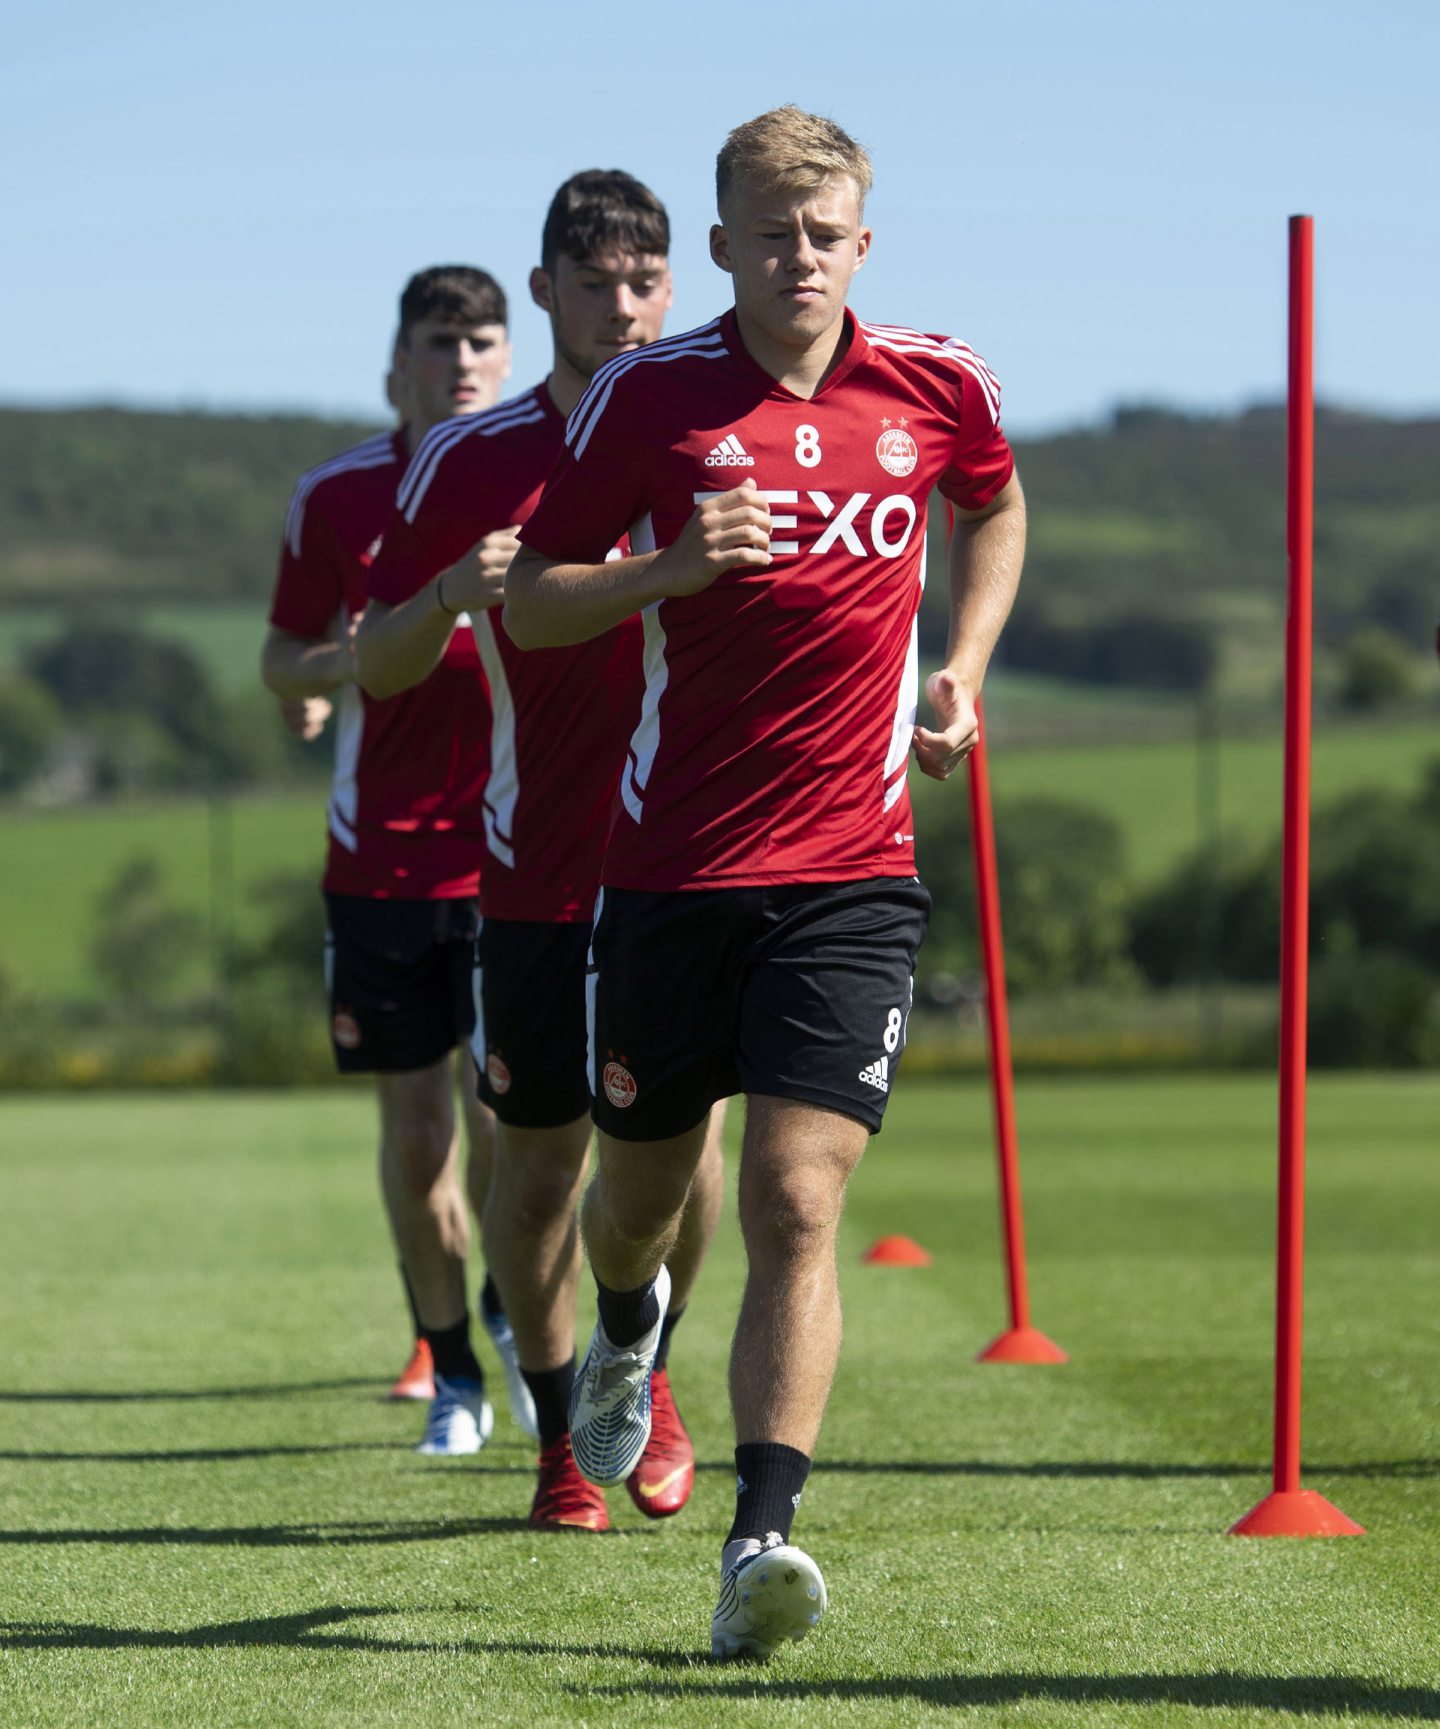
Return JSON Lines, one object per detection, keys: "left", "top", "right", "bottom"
{"left": 400, "top": 1265, "right": 423, "bottom": 1339}
{"left": 423, "top": 1316, "right": 483, "bottom": 1385}
{"left": 595, "top": 1275, "right": 661, "bottom": 1348}
{"left": 522, "top": 1357, "right": 576, "bottom": 1450}
{"left": 478, "top": 1274, "right": 505, "bottom": 1327}
{"left": 654, "top": 1304, "right": 685, "bottom": 1373}
{"left": 727, "top": 1442, "right": 812, "bottom": 1547}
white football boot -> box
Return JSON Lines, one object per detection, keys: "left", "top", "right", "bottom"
{"left": 711, "top": 1532, "right": 827, "bottom": 1660}
{"left": 414, "top": 1374, "right": 494, "bottom": 1456}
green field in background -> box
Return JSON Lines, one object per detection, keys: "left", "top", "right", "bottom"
{"left": 960, "top": 714, "right": 1440, "bottom": 882}
{"left": 0, "top": 1075, "right": 1435, "bottom": 1726}
{"left": 3, "top": 719, "right": 1436, "bottom": 999}
{"left": 0, "top": 791, "right": 322, "bottom": 997}
{"left": 0, "top": 603, "right": 269, "bottom": 694}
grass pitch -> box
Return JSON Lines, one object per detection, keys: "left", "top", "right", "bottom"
{"left": 1, "top": 1076, "right": 1437, "bottom": 1727}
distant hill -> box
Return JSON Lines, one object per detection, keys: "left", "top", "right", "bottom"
{"left": 1012, "top": 404, "right": 1440, "bottom": 633}
{"left": 1, "top": 402, "right": 1435, "bottom": 669}
{"left": 0, "top": 406, "right": 381, "bottom": 603}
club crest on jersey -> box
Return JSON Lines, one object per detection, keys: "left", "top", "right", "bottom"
{"left": 603, "top": 1060, "right": 637, "bottom": 1109}
{"left": 876, "top": 418, "right": 918, "bottom": 478}
{"left": 486, "top": 1052, "right": 512, "bottom": 1096}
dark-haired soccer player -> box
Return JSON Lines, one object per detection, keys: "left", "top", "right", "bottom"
{"left": 354, "top": 168, "right": 726, "bottom": 1535}
{"left": 356, "top": 171, "right": 726, "bottom": 1534}
{"left": 507, "top": 109, "right": 1026, "bottom": 1654}
{"left": 263, "top": 266, "right": 534, "bottom": 1454}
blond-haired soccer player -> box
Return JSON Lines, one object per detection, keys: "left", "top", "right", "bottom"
{"left": 508, "top": 108, "right": 1025, "bottom": 1655}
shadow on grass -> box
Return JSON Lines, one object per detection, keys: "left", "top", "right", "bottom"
{"left": 6, "top": 1616, "right": 1435, "bottom": 1717}
{"left": 0, "top": 1378, "right": 381, "bottom": 1403}
{"left": 0, "top": 1446, "right": 537, "bottom": 1469}
{"left": 712, "top": 1458, "right": 1440, "bottom": 1482}
{"left": 0, "top": 1517, "right": 536, "bottom": 1546}
{"left": 574, "top": 1672, "right": 1440, "bottom": 1717}
{"left": 0, "top": 1442, "right": 407, "bottom": 1464}
{"left": 0, "top": 1609, "right": 691, "bottom": 1666}
{"left": 0, "top": 1607, "right": 467, "bottom": 1654}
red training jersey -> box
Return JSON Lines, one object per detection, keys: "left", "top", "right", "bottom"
{"left": 368, "top": 386, "right": 642, "bottom": 924}
{"left": 519, "top": 308, "right": 1015, "bottom": 891}
{"left": 269, "top": 428, "right": 490, "bottom": 899}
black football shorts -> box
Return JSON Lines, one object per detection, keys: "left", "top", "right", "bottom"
{"left": 472, "top": 918, "right": 592, "bottom": 1129}
{"left": 586, "top": 877, "right": 930, "bottom": 1141}
{"left": 323, "top": 892, "right": 479, "bottom": 1075}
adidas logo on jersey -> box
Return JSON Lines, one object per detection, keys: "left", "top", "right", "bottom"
{"left": 704, "top": 434, "right": 755, "bottom": 468}
{"left": 858, "top": 1056, "right": 890, "bottom": 1093}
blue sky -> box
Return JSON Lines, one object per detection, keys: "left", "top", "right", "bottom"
{"left": 4, "top": 0, "right": 1436, "bottom": 433}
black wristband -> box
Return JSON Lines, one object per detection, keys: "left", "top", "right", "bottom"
{"left": 437, "top": 569, "right": 458, "bottom": 616}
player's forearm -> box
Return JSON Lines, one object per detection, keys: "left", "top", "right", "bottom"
{"left": 353, "top": 588, "right": 456, "bottom": 699}
{"left": 260, "top": 631, "right": 351, "bottom": 700}
{"left": 943, "top": 475, "right": 1026, "bottom": 694}
{"left": 504, "top": 547, "right": 669, "bottom": 649}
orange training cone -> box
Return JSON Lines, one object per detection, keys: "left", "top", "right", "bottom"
{"left": 1230, "top": 1489, "right": 1365, "bottom": 1539}
{"left": 862, "top": 1235, "right": 932, "bottom": 1267}
{"left": 976, "top": 1325, "right": 1069, "bottom": 1364}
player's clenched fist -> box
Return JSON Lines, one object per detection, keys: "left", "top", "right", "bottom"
{"left": 443, "top": 526, "right": 523, "bottom": 613}
{"left": 656, "top": 479, "right": 772, "bottom": 598}
{"left": 912, "top": 667, "right": 980, "bottom": 780}
{"left": 278, "top": 696, "right": 333, "bottom": 742}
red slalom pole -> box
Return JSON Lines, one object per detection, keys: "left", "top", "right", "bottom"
{"left": 969, "top": 695, "right": 1066, "bottom": 1364}
{"left": 1230, "top": 216, "right": 1361, "bottom": 1538}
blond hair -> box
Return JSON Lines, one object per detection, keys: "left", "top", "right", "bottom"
{"left": 716, "top": 106, "right": 873, "bottom": 213}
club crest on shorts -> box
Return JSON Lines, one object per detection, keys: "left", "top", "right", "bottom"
{"left": 331, "top": 1010, "right": 362, "bottom": 1051}
{"left": 876, "top": 418, "right": 918, "bottom": 478}
{"left": 486, "top": 1052, "right": 511, "bottom": 1095}
{"left": 602, "top": 1060, "right": 637, "bottom": 1110}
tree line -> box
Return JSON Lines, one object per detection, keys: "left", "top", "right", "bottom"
{"left": 915, "top": 765, "right": 1440, "bottom": 1067}
{"left": 0, "top": 622, "right": 323, "bottom": 795}
{"left": 3, "top": 402, "right": 1437, "bottom": 681}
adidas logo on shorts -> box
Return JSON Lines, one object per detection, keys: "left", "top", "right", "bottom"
{"left": 858, "top": 1056, "right": 890, "bottom": 1093}
{"left": 704, "top": 434, "right": 755, "bottom": 468}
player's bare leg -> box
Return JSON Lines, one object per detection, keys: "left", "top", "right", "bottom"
{"left": 460, "top": 1058, "right": 534, "bottom": 1435}
{"left": 665, "top": 1101, "right": 726, "bottom": 1311}
{"left": 484, "top": 1114, "right": 589, "bottom": 1371}
{"left": 459, "top": 1055, "right": 497, "bottom": 1241}
{"left": 580, "top": 1123, "right": 708, "bottom": 1293}
{"left": 729, "top": 1095, "right": 866, "bottom": 1452}
{"left": 378, "top": 1060, "right": 491, "bottom": 1454}
{"left": 378, "top": 1061, "right": 469, "bottom": 1325}
{"left": 707, "top": 1095, "right": 862, "bottom": 1660}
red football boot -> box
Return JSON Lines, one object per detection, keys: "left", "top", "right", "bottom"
{"left": 388, "top": 1337, "right": 435, "bottom": 1402}
{"left": 530, "top": 1434, "right": 609, "bottom": 1533}
{"left": 625, "top": 1368, "right": 695, "bottom": 1518}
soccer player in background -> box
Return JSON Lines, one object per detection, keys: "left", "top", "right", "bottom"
{"left": 262, "top": 266, "right": 534, "bottom": 1453}
{"left": 506, "top": 109, "right": 1026, "bottom": 1653}
{"left": 356, "top": 172, "right": 725, "bottom": 1532}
